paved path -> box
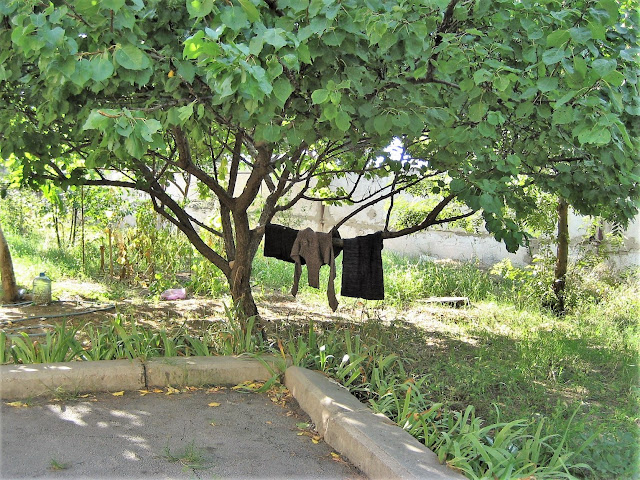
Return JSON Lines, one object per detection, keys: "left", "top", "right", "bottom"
{"left": 1, "top": 388, "right": 364, "bottom": 479}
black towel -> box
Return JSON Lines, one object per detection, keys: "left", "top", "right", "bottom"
{"left": 264, "top": 224, "right": 303, "bottom": 264}
{"left": 340, "top": 232, "right": 384, "bottom": 300}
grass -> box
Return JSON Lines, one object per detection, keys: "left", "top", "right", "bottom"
{"left": 163, "top": 440, "right": 214, "bottom": 471}
{"left": 2, "top": 226, "right": 638, "bottom": 478}
{"left": 48, "top": 458, "right": 70, "bottom": 471}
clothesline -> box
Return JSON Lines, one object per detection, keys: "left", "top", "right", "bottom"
{"left": 264, "top": 224, "right": 385, "bottom": 312}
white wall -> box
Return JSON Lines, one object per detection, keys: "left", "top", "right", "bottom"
{"left": 166, "top": 170, "right": 640, "bottom": 269}
{"left": 276, "top": 175, "right": 640, "bottom": 269}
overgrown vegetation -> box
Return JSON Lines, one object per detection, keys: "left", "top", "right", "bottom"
{"left": 1, "top": 194, "right": 638, "bottom": 479}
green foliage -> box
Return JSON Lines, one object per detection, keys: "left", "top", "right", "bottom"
{"left": 218, "top": 302, "right": 264, "bottom": 356}
{"left": 384, "top": 254, "right": 499, "bottom": 305}
{"left": 8, "top": 322, "right": 82, "bottom": 364}
{"left": 280, "top": 323, "right": 598, "bottom": 479}
{"left": 0, "top": 0, "right": 637, "bottom": 261}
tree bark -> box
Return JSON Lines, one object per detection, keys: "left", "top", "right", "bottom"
{"left": 0, "top": 225, "right": 19, "bottom": 303}
{"left": 553, "top": 197, "right": 569, "bottom": 313}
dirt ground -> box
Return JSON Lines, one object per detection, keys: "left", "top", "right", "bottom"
{"left": 0, "top": 277, "right": 468, "bottom": 345}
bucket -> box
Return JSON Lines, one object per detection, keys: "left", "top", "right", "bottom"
{"left": 33, "top": 273, "right": 52, "bottom": 305}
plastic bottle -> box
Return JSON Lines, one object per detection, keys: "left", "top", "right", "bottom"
{"left": 33, "top": 273, "right": 52, "bottom": 305}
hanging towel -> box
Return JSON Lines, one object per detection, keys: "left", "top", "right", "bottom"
{"left": 264, "top": 224, "right": 304, "bottom": 264}
{"left": 341, "top": 232, "right": 384, "bottom": 300}
{"left": 290, "top": 228, "right": 339, "bottom": 311}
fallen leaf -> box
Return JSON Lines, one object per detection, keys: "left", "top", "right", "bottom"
{"left": 266, "top": 421, "right": 272, "bottom": 425}
{"left": 330, "top": 452, "right": 348, "bottom": 464}
{"left": 152, "top": 388, "right": 163, "bottom": 393}
{"left": 208, "top": 402, "right": 221, "bottom": 407}
{"left": 79, "top": 394, "right": 92, "bottom": 398}
{"left": 210, "top": 422, "right": 216, "bottom": 427}
{"left": 6, "top": 401, "right": 28, "bottom": 408}
{"left": 232, "top": 381, "right": 263, "bottom": 392}
{"left": 165, "top": 387, "right": 180, "bottom": 395}
{"left": 312, "top": 438, "right": 320, "bottom": 444}
{"left": 312, "top": 435, "right": 322, "bottom": 444}
{"left": 296, "top": 422, "right": 311, "bottom": 429}
{"left": 138, "top": 390, "right": 150, "bottom": 396}
{"left": 112, "top": 391, "right": 125, "bottom": 397}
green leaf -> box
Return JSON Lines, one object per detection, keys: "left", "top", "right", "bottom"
{"left": 569, "top": 27, "right": 592, "bottom": 45}
{"left": 255, "top": 124, "right": 282, "bottom": 143}
{"left": 175, "top": 60, "right": 196, "bottom": 83}
{"left": 537, "top": 77, "right": 559, "bottom": 93}
{"left": 473, "top": 68, "right": 491, "bottom": 85}
{"left": 578, "top": 126, "right": 611, "bottom": 145}
{"left": 249, "top": 36, "right": 264, "bottom": 55}
{"left": 101, "top": 0, "right": 126, "bottom": 11}
{"left": 114, "top": 44, "right": 150, "bottom": 70}
{"left": 552, "top": 106, "right": 574, "bottom": 125}
{"left": 41, "top": 26, "right": 65, "bottom": 46}
{"left": 468, "top": 102, "right": 487, "bottom": 123}
{"left": 140, "top": 119, "right": 162, "bottom": 141}
{"left": 335, "top": 110, "right": 351, "bottom": 132}
{"left": 221, "top": 6, "right": 249, "bottom": 31}
{"left": 263, "top": 28, "right": 287, "bottom": 49}
{"left": 480, "top": 193, "right": 501, "bottom": 214}
{"left": 591, "top": 58, "right": 616, "bottom": 78}
{"left": 273, "top": 78, "right": 293, "bottom": 105}
{"left": 90, "top": 54, "right": 114, "bottom": 82}
{"left": 311, "top": 89, "right": 329, "bottom": 104}
{"left": 178, "top": 101, "right": 195, "bottom": 123}
{"left": 603, "top": 70, "right": 624, "bottom": 87}
{"left": 546, "top": 30, "right": 570, "bottom": 47}
{"left": 373, "top": 114, "right": 392, "bottom": 135}
{"left": 83, "top": 110, "right": 112, "bottom": 130}
{"left": 187, "top": 0, "right": 214, "bottom": 19}
{"left": 542, "top": 48, "right": 565, "bottom": 65}
{"left": 449, "top": 178, "right": 466, "bottom": 193}
{"left": 492, "top": 75, "right": 510, "bottom": 92}
{"left": 237, "top": 0, "right": 260, "bottom": 22}
{"left": 298, "top": 44, "right": 311, "bottom": 64}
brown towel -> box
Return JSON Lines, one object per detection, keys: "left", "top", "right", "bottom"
{"left": 290, "top": 228, "right": 338, "bottom": 311}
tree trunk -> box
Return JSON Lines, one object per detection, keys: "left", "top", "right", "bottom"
{"left": 229, "top": 259, "right": 259, "bottom": 318}
{"left": 553, "top": 197, "right": 569, "bottom": 313}
{"left": 0, "top": 225, "right": 19, "bottom": 303}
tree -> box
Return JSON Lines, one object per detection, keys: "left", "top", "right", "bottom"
{"left": 553, "top": 197, "right": 569, "bottom": 313}
{"left": 1, "top": 0, "right": 638, "bottom": 319}
{"left": 0, "top": 224, "right": 19, "bottom": 303}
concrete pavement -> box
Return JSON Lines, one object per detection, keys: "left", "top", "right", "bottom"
{"left": 1, "top": 357, "right": 465, "bottom": 479}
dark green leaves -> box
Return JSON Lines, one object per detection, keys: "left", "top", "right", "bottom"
{"left": 114, "top": 44, "right": 150, "bottom": 70}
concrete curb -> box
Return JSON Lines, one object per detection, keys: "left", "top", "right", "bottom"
{"left": 0, "top": 356, "right": 283, "bottom": 399}
{"left": 0, "top": 359, "right": 145, "bottom": 399}
{"left": 284, "top": 366, "right": 465, "bottom": 480}
{"left": 145, "top": 355, "right": 285, "bottom": 387}
{"left": 1, "top": 358, "right": 465, "bottom": 479}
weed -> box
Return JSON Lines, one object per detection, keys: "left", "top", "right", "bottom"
{"left": 163, "top": 440, "right": 214, "bottom": 471}
{"left": 48, "top": 458, "right": 70, "bottom": 471}
{"left": 9, "top": 323, "right": 82, "bottom": 364}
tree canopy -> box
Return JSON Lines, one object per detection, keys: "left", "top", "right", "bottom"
{"left": 1, "top": 0, "right": 638, "bottom": 315}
